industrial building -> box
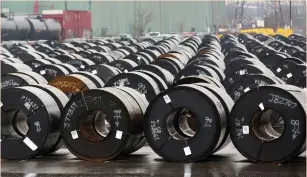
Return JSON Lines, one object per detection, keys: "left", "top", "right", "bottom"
{"left": 1, "top": 1, "right": 226, "bottom": 36}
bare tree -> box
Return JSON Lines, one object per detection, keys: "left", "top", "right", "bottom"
{"left": 264, "top": 0, "right": 281, "bottom": 30}
{"left": 239, "top": 1, "right": 246, "bottom": 24}
{"left": 225, "top": 0, "right": 238, "bottom": 27}
{"left": 226, "top": 0, "right": 254, "bottom": 29}
{"left": 132, "top": 8, "right": 154, "bottom": 37}
{"left": 264, "top": 0, "right": 304, "bottom": 29}
{"left": 232, "top": 0, "right": 252, "bottom": 26}
{"left": 273, "top": 1, "right": 279, "bottom": 28}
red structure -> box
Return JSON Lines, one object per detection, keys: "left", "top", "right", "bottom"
{"left": 33, "top": 0, "right": 54, "bottom": 14}
{"left": 42, "top": 10, "right": 92, "bottom": 40}
{"left": 33, "top": 0, "right": 39, "bottom": 14}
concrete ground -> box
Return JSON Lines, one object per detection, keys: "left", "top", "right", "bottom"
{"left": 1, "top": 144, "right": 306, "bottom": 177}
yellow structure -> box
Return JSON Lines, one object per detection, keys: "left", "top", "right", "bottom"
{"left": 215, "top": 28, "right": 294, "bottom": 39}
{"left": 275, "top": 28, "right": 294, "bottom": 37}
{"left": 240, "top": 28, "right": 293, "bottom": 37}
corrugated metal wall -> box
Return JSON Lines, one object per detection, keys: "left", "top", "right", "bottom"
{"left": 1, "top": 1, "right": 226, "bottom": 36}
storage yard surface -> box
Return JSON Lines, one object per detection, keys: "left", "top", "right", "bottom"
{"left": 2, "top": 145, "right": 305, "bottom": 177}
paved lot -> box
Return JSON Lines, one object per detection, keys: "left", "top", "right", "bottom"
{"left": 2, "top": 144, "right": 306, "bottom": 177}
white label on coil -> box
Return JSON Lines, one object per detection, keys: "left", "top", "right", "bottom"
{"left": 287, "top": 73, "right": 292, "bottom": 78}
{"left": 0, "top": 102, "right": 3, "bottom": 107}
{"left": 276, "top": 68, "right": 281, "bottom": 73}
{"left": 23, "top": 137, "right": 38, "bottom": 151}
{"left": 24, "top": 102, "right": 31, "bottom": 110}
{"left": 124, "top": 69, "right": 128, "bottom": 73}
{"left": 71, "top": 130, "right": 78, "bottom": 139}
{"left": 163, "top": 95, "right": 171, "bottom": 104}
{"left": 242, "top": 126, "right": 249, "bottom": 134}
{"left": 259, "top": 103, "right": 264, "bottom": 110}
{"left": 239, "top": 70, "right": 245, "bottom": 75}
{"left": 244, "top": 87, "right": 250, "bottom": 93}
{"left": 115, "top": 130, "right": 123, "bottom": 139}
{"left": 92, "top": 70, "right": 97, "bottom": 74}
{"left": 183, "top": 146, "right": 192, "bottom": 156}
{"left": 80, "top": 65, "right": 85, "bottom": 69}
{"left": 40, "top": 70, "right": 46, "bottom": 75}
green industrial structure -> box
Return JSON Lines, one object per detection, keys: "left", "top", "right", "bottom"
{"left": 1, "top": 1, "right": 226, "bottom": 36}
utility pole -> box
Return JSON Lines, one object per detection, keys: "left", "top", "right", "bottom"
{"left": 206, "top": 17, "right": 209, "bottom": 33}
{"left": 256, "top": 0, "right": 258, "bottom": 17}
{"left": 240, "top": 1, "right": 244, "bottom": 24}
{"left": 278, "top": 1, "right": 284, "bottom": 28}
{"left": 274, "top": 1, "right": 279, "bottom": 29}
{"left": 234, "top": 0, "right": 239, "bottom": 25}
{"left": 217, "top": 16, "right": 220, "bottom": 32}
{"left": 88, "top": 0, "right": 91, "bottom": 11}
{"left": 133, "top": 0, "right": 136, "bottom": 36}
{"left": 211, "top": 1, "right": 214, "bottom": 29}
{"left": 289, "top": 0, "right": 292, "bottom": 28}
{"left": 159, "top": 0, "right": 162, "bottom": 32}
{"left": 65, "top": 0, "right": 68, "bottom": 10}
{"left": 133, "top": 0, "right": 136, "bottom": 24}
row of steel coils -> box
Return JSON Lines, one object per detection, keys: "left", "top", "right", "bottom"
{"left": 1, "top": 33, "right": 306, "bottom": 163}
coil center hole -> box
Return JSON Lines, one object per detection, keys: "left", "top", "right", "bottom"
{"left": 166, "top": 108, "right": 198, "bottom": 141}
{"left": 251, "top": 109, "right": 284, "bottom": 142}
{"left": 79, "top": 110, "right": 111, "bottom": 142}
{"left": 1, "top": 109, "right": 29, "bottom": 140}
